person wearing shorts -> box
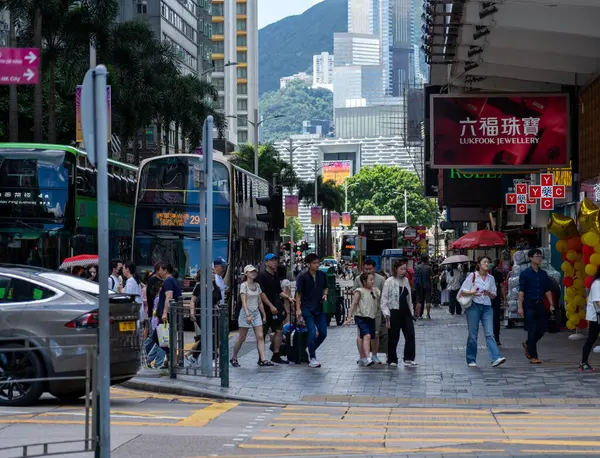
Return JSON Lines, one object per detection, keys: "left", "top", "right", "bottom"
{"left": 230, "top": 265, "right": 274, "bottom": 367}
{"left": 347, "top": 272, "right": 381, "bottom": 366}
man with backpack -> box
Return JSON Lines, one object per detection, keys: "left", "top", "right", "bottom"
{"left": 109, "top": 260, "right": 123, "bottom": 291}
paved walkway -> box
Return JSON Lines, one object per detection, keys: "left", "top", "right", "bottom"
{"left": 125, "top": 307, "right": 600, "bottom": 406}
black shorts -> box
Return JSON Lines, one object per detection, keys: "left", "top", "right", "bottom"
{"left": 263, "top": 319, "right": 283, "bottom": 334}
{"left": 416, "top": 286, "right": 431, "bottom": 304}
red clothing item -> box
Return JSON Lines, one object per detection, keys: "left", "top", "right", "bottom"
{"left": 406, "top": 268, "right": 414, "bottom": 287}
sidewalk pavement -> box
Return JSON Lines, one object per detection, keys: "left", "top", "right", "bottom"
{"left": 124, "top": 307, "right": 600, "bottom": 406}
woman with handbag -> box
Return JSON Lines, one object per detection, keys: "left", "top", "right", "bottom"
{"left": 458, "top": 256, "right": 506, "bottom": 368}
{"left": 580, "top": 269, "right": 600, "bottom": 371}
{"left": 381, "top": 259, "right": 417, "bottom": 368}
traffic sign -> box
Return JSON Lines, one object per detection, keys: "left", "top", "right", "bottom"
{"left": 0, "top": 48, "right": 40, "bottom": 85}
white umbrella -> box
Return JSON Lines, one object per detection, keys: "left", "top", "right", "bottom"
{"left": 441, "top": 255, "right": 469, "bottom": 265}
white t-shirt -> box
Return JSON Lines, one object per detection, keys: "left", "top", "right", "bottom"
{"left": 586, "top": 279, "right": 600, "bottom": 322}
{"left": 240, "top": 282, "right": 262, "bottom": 312}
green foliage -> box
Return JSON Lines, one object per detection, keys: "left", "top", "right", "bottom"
{"left": 347, "top": 166, "right": 438, "bottom": 228}
{"left": 297, "top": 177, "right": 344, "bottom": 213}
{"left": 230, "top": 143, "right": 298, "bottom": 191}
{"left": 281, "top": 217, "right": 304, "bottom": 241}
{"left": 258, "top": 0, "right": 347, "bottom": 94}
{"left": 259, "top": 80, "right": 333, "bottom": 142}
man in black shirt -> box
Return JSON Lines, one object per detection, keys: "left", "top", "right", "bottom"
{"left": 258, "top": 253, "right": 293, "bottom": 364}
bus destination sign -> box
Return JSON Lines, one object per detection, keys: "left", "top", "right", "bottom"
{"left": 153, "top": 211, "right": 202, "bottom": 228}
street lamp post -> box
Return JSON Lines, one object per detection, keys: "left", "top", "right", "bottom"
{"left": 200, "top": 60, "right": 238, "bottom": 78}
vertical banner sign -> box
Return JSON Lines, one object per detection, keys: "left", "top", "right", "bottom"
{"left": 311, "top": 206, "right": 323, "bottom": 225}
{"left": 76, "top": 85, "right": 112, "bottom": 143}
{"left": 322, "top": 160, "right": 352, "bottom": 185}
{"left": 342, "top": 212, "right": 351, "bottom": 227}
{"left": 331, "top": 212, "right": 340, "bottom": 228}
{"left": 284, "top": 195, "right": 299, "bottom": 217}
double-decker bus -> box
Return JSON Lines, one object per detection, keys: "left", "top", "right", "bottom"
{"left": 356, "top": 215, "right": 398, "bottom": 271}
{"left": 340, "top": 230, "right": 357, "bottom": 261}
{"left": 131, "top": 153, "right": 270, "bottom": 319}
{"left": 0, "top": 143, "right": 137, "bottom": 269}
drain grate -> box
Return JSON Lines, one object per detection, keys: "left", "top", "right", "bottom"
{"left": 495, "top": 411, "right": 530, "bottom": 415}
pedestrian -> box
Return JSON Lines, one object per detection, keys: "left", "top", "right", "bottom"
{"left": 431, "top": 264, "right": 441, "bottom": 308}
{"left": 87, "top": 266, "right": 98, "bottom": 282}
{"left": 580, "top": 268, "right": 600, "bottom": 371}
{"left": 447, "top": 263, "right": 462, "bottom": 315}
{"left": 491, "top": 259, "right": 505, "bottom": 346}
{"left": 517, "top": 249, "right": 555, "bottom": 364}
{"left": 381, "top": 259, "right": 417, "bottom": 368}
{"left": 347, "top": 272, "right": 381, "bottom": 366}
{"left": 122, "top": 261, "right": 143, "bottom": 324}
{"left": 231, "top": 265, "right": 273, "bottom": 367}
{"left": 258, "top": 253, "right": 293, "bottom": 364}
{"left": 213, "top": 257, "right": 228, "bottom": 304}
{"left": 109, "top": 260, "right": 124, "bottom": 291}
{"left": 72, "top": 265, "right": 86, "bottom": 278}
{"left": 460, "top": 256, "right": 506, "bottom": 368}
{"left": 295, "top": 253, "right": 329, "bottom": 368}
{"left": 414, "top": 255, "right": 433, "bottom": 319}
{"left": 353, "top": 259, "right": 386, "bottom": 364}
{"left": 153, "top": 262, "right": 182, "bottom": 369}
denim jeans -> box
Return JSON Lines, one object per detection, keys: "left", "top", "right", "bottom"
{"left": 302, "top": 309, "right": 328, "bottom": 359}
{"left": 466, "top": 303, "right": 502, "bottom": 364}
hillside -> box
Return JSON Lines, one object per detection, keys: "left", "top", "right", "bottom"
{"left": 258, "top": 0, "right": 348, "bottom": 95}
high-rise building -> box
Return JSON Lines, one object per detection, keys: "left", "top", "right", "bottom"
{"left": 334, "top": 33, "right": 381, "bottom": 66}
{"left": 348, "top": 0, "right": 376, "bottom": 34}
{"left": 211, "top": 0, "right": 258, "bottom": 145}
{"left": 313, "top": 52, "right": 335, "bottom": 90}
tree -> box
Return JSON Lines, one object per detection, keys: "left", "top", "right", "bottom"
{"left": 281, "top": 217, "right": 304, "bottom": 241}
{"left": 346, "top": 165, "right": 437, "bottom": 228}
{"left": 230, "top": 143, "right": 298, "bottom": 190}
{"left": 259, "top": 80, "right": 333, "bottom": 142}
{"left": 297, "top": 177, "right": 344, "bottom": 212}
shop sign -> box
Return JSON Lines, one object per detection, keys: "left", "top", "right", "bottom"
{"left": 505, "top": 173, "right": 565, "bottom": 214}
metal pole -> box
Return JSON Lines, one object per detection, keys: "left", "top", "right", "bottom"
{"left": 290, "top": 221, "right": 294, "bottom": 272}
{"left": 404, "top": 189, "right": 408, "bottom": 225}
{"left": 89, "top": 38, "right": 96, "bottom": 68}
{"left": 314, "top": 160, "right": 318, "bottom": 255}
{"left": 204, "top": 116, "right": 214, "bottom": 376}
{"left": 94, "top": 65, "right": 110, "bottom": 458}
{"left": 345, "top": 181, "right": 348, "bottom": 213}
{"left": 219, "top": 305, "right": 229, "bottom": 387}
{"left": 253, "top": 108, "right": 260, "bottom": 175}
{"left": 199, "top": 141, "right": 208, "bottom": 376}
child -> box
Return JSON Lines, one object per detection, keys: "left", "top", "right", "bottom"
{"left": 346, "top": 272, "right": 381, "bottom": 366}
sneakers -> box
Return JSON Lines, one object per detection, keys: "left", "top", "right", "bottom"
{"left": 358, "top": 357, "right": 374, "bottom": 366}
{"left": 404, "top": 360, "right": 419, "bottom": 367}
{"left": 271, "top": 354, "right": 289, "bottom": 364}
{"left": 580, "top": 362, "right": 595, "bottom": 372}
{"left": 492, "top": 357, "right": 506, "bottom": 367}
{"left": 309, "top": 358, "right": 321, "bottom": 368}
{"left": 468, "top": 362, "right": 477, "bottom": 367}
{"left": 371, "top": 355, "right": 382, "bottom": 364}
{"left": 388, "top": 362, "right": 398, "bottom": 367}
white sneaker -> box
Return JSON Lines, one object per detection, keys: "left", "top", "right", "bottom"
{"left": 309, "top": 358, "right": 321, "bottom": 368}
{"left": 365, "top": 357, "right": 374, "bottom": 366}
{"left": 388, "top": 362, "right": 398, "bottom": 367}
{"left": 468, "top": 362, "right": 477, "bottom": 367}
{"left": 371, "top": 355, "right": 382, "bottom": 364}
{"left": 357, "top": 358, "right": 366, "bottom": 366}
{"left": 492, "top": 357, "right": 506, "bottom": 367}
{"left": 404, "top": 360, "right": 419, "bottom": 367}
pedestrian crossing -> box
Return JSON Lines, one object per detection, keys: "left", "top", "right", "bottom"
{"left": 225, "top": 404, "right": 600, "bottom": 456}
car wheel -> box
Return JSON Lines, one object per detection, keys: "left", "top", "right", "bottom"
{"left": 0, "top": 343, "right": 45, "bottom": 407}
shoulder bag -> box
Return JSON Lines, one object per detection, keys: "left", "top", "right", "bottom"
{"left": 457, "top": 273, "right": 476, "bottom": 309}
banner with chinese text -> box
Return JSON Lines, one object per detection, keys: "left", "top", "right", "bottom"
{"left": 331, "top": 212, "right": 340, "bottom": 228}
{"left": 310, "top": 206, "right": 322, "bottom": 225}
{"left": 284, "top": 196, "right": 299, "bottom": 217}
{"left": 322, "top": 161, "right": 352, "bottom": 185}
{"left": 342, "top": 212, "right": 351, "bottom": 227}
{"left": 430, "top": 94, "right": 569, "bottom": 169}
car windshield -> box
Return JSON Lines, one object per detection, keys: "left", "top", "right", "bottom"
{"left": 37, "top": 272, "right": 116, "bottom": 297}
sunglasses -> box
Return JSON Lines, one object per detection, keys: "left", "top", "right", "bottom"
{"left": 370, "top": 291, "right": 376, "bottom": 299}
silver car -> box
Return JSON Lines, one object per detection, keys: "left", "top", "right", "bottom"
{"left": 0, "top": 267, "right": 141, "bottom": 406}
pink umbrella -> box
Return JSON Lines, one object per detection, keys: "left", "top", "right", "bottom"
{"left": 59, "top": 254, "right": 99, "bottom": 270}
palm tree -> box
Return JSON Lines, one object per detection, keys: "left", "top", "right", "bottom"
{"left": 297, "top": 177, "right": 344, "bottom": 212}
{"left": 230, "top": 143, "right": 298, "bottom": 190}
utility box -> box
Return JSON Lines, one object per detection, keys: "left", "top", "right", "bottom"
{"left": 319, "top": 266, "right": 337, "bottom": 314}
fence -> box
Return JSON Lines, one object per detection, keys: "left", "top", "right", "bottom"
{"left": 0, "top": 335, "right": 97, "bottom": 457}
{"left": 167, "top": 298, "right": 229, "bottom": 387}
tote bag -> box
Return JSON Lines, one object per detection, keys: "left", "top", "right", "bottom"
{"left": 457, "top": 273, "right": 476, "bottom": 309}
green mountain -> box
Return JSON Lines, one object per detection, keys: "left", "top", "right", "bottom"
{"left": 258, "top": 0, "right": 348, "bottom": 95}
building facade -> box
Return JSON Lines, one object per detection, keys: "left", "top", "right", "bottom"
{"left": 211, "top": 0, "right": 258, "bottom": 145}
{"left": 313, "top": 52, "right": 335, "bottom": 89}
{"left": 280, "top": 72, "right": 312, "bottom": 89}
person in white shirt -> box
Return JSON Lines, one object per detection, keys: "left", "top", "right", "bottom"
{"left": 213, "top": 257, "right": 228, "bottom": 304}
{"left": 459, "top": 256, "right": 506, "bottom": 368}
{"left": 580, "top": 270, "right": 600, "bottom": 371}
{"left": 122, "top": 261, "right": 144, "bottom": 324}
{"left": 446, "top": 264, "right": 463, "bottom": 315}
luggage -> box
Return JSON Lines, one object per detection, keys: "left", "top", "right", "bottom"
{"left": 287, "top": 326, "right": 309, "bottom": 364}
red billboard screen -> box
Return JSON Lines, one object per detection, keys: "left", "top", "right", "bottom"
{"left": 430, "top": 93, "right": 569, "bottom": 169}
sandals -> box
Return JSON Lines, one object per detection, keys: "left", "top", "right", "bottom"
{"left": 230, "top": 358, "right": 240, "bottom": 367}
{"left": 258, "top": 360, "right": 275, "bottom": 367}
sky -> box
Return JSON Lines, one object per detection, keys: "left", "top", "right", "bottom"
{"left": 258, "top": 0, "right": 324, "bottom": 29}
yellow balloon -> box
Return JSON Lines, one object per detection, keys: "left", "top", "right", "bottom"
{"left": 556, "top": 240, "right": 569, "bottom": 253}
{"left": 567, "top": 321, "right": 577, "bottom": 330}
{"left": 566, "top": 287, "right": 577, "bottom": 298}
{"left": 574, "top": 278, "right": 585, "bottom": 290}
{"left": 567, "top": 302, "right": 577, "bottom": 313}
{"left": 576, "top": 295, "right": 587, "bottom": 307}
{"left": 595, "top": 244, "right": 600, "bottom": 254}
{"left": 586, "top": 264, "right": 598, "bottom": 276}
{"left": 567, "top": 250, "right": 578, "bottom": 261}
{"left": 578, "top": 198, "right": 600, "bottom": 234}
{"left": 575, "top": 261, "right": 585, "bottom": 272}
{"left": 561, "top": 261, "right": 574, "bottom": 275}
{"left": 584, "top": 231, "right": 600, "bottom": 247}
{"left": 548, "top": 214, "right": 580, "bottom": 239}
{"left": 572, "top": 315, "right": 582, "bottom": 326}
{"left": 591, "top": 253, "right": 600, "bottom": 266}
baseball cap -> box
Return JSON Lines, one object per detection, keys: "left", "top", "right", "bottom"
{"left": 213, "top": 257, "right": 228, "bottom": 267}
{"left": 265, "top": 253, "right": 278, "bottom": 261}
{"left": 243, "top": 264, "right": 258, "bottom": 274}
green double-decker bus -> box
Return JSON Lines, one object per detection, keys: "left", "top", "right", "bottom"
{"left": 0, "top": 143, "right": 138, "bottom": 269}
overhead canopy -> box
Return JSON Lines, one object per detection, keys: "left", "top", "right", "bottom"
{"left": 425, "top": 0, "right": 600, "bottom": 92}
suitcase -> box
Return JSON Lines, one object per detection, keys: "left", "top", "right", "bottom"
{"left": 286, "top": 327, "right": 309, "bottom": 364}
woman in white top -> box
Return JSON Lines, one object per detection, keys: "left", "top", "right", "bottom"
{"left": 346, "top": 272, "right": 381, "bottom": 367}
{"left": 459, "top": 256, "right": 506, "bottom": 368}
{"left": 381, "top": 259, "right": 417, "bottom": 368}
{"left": 231, "top": 265, "right": 274, "bottom": 367}
{"left": 580, "top": 270, "right": 600, "bottom": 371}
{"left": 446, "top": 264, "right": 463, "bottom": 315}
{"left": 123, "top": 261, "right": 144, "bottom": 324}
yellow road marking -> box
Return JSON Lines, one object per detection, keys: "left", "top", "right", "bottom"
{"left": 521, "top": 450, "right": 600, "bottom": 454}
{"left": 194, "top": 449, "right": 506, "bottom": 458}
{"left": 272, "top": 417, "right": 498, "bottom": 424}
{"left": 239, "top": 444, "right": 506, "bottom": 453}
{"left": 265, "top": 424, "right": 600, "bottom": 432}
{"left": 283, "top": 406, "right": 491, "bottom": 414}
{"left": 0, "top": 418, "right": 172, "bottom": 426}
{"left": 175, "top": 402, "right": 238, "bottom": 427}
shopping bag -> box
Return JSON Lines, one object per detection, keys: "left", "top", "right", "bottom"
{"left": 156, "top": 321, "right": 170, "bottom": 347}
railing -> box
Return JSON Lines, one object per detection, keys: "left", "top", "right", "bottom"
{"left": 0, "top": 335, "right": 98, "bottom": 457}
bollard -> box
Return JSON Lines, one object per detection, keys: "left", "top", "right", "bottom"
{"left": 219, "top": 305, "right": 229, "bottom": 388}
{"left": 168, "top": 300, "right": 176, "bottom": 379}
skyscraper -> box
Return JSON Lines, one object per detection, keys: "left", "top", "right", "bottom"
{"left": 211, "top": 0, "right": 259, "bottom": 145}
{"left": 313, "top": 52, "right": 335, "bottom": 90}
{"left": 348, "top": 0, "right": 376, "bottom": 34}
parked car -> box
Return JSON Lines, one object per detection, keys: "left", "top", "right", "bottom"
{"left": 0, "top": 267, "right": 141, "bottom": 406}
